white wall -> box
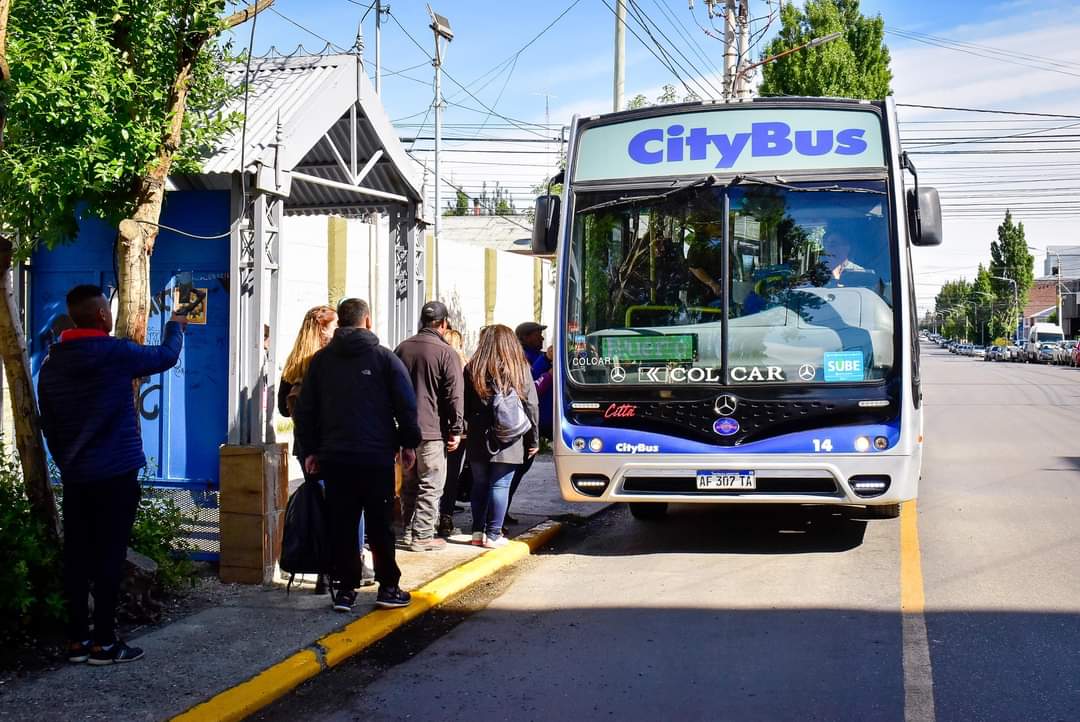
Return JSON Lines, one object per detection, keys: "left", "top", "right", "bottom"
{"left": 275, "top": 215, "right": 556, "bottom": 369}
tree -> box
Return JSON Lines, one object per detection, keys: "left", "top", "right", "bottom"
{"left": 444, "top": 189, "right": 469, "bottom": 217}
{"left": 1, "top": 0, "right": 271, "bottom": 346}
{"left": 626, "top": 84, "right": 702, "bottom": 110}
{"left": 758, "top": 0, "right": 892, "bottom": 99}
{"left": 0, "top": 0, "right": 269, "bottom": 537}
{"left": 989, "top": 209, "right": 1034, "bottom": 338}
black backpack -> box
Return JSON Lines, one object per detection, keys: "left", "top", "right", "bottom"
{"left": 279, "top": 479, "right": 331, "bottom": 592}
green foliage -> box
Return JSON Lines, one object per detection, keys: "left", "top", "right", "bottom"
{"left": 0, "top": 0, "right": 245, "bottom": 256}
{"left": 758, "top": 0, "right": 892, "bottom": 99}
{"left": 625, "top": 84, "right": 701, "bottom": 110}
{"left": 130, "top": 487, "right": 196, "bottom": 591}
{"left": 444, "top": 189, "right": 470, "bottom": 217}
{"left": 934, "top": 211, "right": 1034, "bottom": 342}
{"left": 0, "top": 456, "right": 64, "bottom": 643}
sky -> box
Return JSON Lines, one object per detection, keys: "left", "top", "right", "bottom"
{"left": 243, "top": 0, "right": 1080, "bottom": 314}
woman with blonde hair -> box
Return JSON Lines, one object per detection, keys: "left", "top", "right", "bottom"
{"left": 463, "top": 324, "right": 539, "bottom": 548}
{"left": 278, "top": 306, "right": 345, "bottom": 594}
{"left": 278, "top": 305, "right": 337, "bottom": 439}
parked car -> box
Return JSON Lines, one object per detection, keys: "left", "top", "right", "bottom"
{"left": 1054, "top": 340, "right": 1078, "bottom": 365}
{"left": 1026, "top": 322, "right": 1065, "bottom": 362}
{"left": 987, "top": 346, "right": 1008, "bottom": 361}
{"left": 972, "top": 345, "right": 987, "bottom": 359}
{"left": 1037, "top": 343, "right": 1057, "bottom": 364}
{"left": 1007, "top": 345, "right": 1023, "bottom": 362}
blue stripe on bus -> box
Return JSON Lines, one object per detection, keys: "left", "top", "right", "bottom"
{"left": 561, "top": 418, "right": 901, "bottom": 454}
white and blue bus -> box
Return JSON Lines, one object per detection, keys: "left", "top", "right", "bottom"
{"left": 531, "top": 98, "right": 942, "bottom": 520}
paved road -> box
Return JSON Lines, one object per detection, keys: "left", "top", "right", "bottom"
{"left": 260, "top": 346, "right": 1080, "bottom": 722}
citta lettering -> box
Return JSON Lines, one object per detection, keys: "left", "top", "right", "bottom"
{"left": 627, "top": 122, "right": 869, "bottom": 169}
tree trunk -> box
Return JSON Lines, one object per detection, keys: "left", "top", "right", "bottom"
{"left": 0, "top": 237, "right": 60, "bottom": 542}
{"left": 0, "top": 2, "right": 60, "bottom": 540}
{"left": 112, "top": 0, "right": 276, "bottom": 341}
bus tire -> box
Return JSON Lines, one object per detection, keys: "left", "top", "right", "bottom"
{"left": 628, "top": 502, "right": 668, "bottom": 520}
{"left": 864, "top": 503, "right": 900, "bottom": 519}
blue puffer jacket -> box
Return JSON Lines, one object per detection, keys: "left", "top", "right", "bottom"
{"left": 38, "top": 323, "right": 184, "bottom": 483}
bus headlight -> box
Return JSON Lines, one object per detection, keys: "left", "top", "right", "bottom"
{"left": 854, "top": 436, "right": 871, "bottom": 452}
{"left": 874, "top": 436, "right": 889, "bottom": 450}
{"left": 572, "top": 438, "right": 586, "bottom": 451}
{"left": 589, "top": 438, "right": 604, "bottom": 453}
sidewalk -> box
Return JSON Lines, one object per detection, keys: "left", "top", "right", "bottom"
{"left": 0, "top": 458, "right": 606, "bottom": 722}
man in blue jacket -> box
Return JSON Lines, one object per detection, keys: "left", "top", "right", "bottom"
{"left": 38, "top": 285, "right": 186, "bottom": 666}
{"left": 295, "top": 298, "right": 421, "bottom": 613}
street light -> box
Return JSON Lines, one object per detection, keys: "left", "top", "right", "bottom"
{"left": 428, "top": 6, "right": 453, "bottom": 303}
{"left": 731, "top": 31, "right": 843, "bottom": 100}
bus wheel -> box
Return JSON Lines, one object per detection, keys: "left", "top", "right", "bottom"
{"left": 864, "top": 503, "right": 900, "bottom": 519}
{"left": 629, "top": 502, "right": 668, "bottom": 520}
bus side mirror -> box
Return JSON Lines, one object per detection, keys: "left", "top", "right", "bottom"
{"left": 908, "top": 186, "right": 942, "bottom": 247}
{"left": 532, "top": 195, "right": 560, "bottom": 255}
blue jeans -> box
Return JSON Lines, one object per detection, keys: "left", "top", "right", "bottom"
{"left": 470, "top": 459, "right": 518, "bottom": 540}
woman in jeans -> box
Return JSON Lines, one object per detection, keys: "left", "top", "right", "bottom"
{"left": 463, "top": 325, "right": 539, "bottom": 549}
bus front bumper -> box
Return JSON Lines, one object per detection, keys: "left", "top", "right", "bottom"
{"left": 554, "top": 451, "right": 920, "bottom": 506}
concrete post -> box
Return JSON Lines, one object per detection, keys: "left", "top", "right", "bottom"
{"left": 328, "top": 216, "right": 348, "bottom": 307}
{"left": 484, "top": 248, "right": 497, "bottom": 326}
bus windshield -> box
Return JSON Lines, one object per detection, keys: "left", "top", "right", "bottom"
{"left": 564, "top": 180, "right": 895, "bottom": 386}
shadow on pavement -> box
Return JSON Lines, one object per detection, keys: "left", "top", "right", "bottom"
{"left": 575, "top": 503, "right": 870, "bottom": 556}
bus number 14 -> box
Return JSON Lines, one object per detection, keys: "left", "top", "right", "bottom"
{"left": 812, "top": 438, "right": 833, "bottom": 453}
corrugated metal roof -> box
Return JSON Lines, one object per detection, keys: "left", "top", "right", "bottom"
{"left": 189, "top": 52, "right": 425, "bottom": 216}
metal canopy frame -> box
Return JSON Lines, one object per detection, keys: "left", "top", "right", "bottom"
{"left": 195, "top": 52, "right": 427, "bottom": 445}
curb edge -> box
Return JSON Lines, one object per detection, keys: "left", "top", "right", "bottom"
{"left": 171, "top": 519, "right": 564, "bottom": 722}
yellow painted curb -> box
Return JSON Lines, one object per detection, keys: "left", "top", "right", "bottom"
{"left": 172, "top": 650, "right": 321, "bottom": 722}
{"left": 171, "top": 519, "right": 564, "bottom": 721}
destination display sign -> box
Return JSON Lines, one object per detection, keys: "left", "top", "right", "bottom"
{"left": 598, "top": 334, "right": 696, "bottom": 363}
{"left": 573, "top": 108, "right": 886, "bottom": 182}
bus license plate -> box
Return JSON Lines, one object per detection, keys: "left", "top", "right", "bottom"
{"left": 695, "top": 470, "right": 756, "bottom": 490}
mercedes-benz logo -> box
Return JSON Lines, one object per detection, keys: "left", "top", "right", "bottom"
{"left": 714, "top": 394, "right": 738, "bottom": 415}
{"left": 798, "top": 363, "right": 816, "bottom": 381}
{"left": 610, "top": 366, "right": 626, "bottom": 383}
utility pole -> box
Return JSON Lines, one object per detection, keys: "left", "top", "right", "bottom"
{"left": 613, "top": 0, "right": 625, "bottom": 111}
{"left": 429, "top": 7, "right": 453, "bottom": 302}
{"left": 723, "top": 0, "right": 736, "bottom": 101}
{"left": 735, "top": 0, "right": 751, "bottom": 100}
{"left": 374, "top": 0, "right": 382, "bottom": 94}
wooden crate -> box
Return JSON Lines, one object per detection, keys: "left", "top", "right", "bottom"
{"left": 219, "top": 444, "right": 288, "bottom": 584}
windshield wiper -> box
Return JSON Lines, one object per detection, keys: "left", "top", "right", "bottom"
{"left": 576, "top": 175, "right": 717, "bottom": 215}
{"left": 730, "top": 174, "right": 886, "bottom": 195}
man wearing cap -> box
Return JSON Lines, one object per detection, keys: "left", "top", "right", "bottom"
{"left": 394, "top": 301, "right": 465, "bottom": 551}
{"left": 506, "top": 322, "right": 554, "bottom": 525}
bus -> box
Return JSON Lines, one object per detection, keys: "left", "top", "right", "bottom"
{"left": 531, "top": 97, "right": 942, "bottom": 520}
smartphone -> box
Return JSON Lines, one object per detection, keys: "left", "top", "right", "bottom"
{"left": 174, "top": 272, "right": 205, "bottom": 316}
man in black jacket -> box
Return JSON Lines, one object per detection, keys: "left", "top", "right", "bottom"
{"left": 295, "top": 298, "right": 420, "bottom": 612}
{"left": 394, "top": 301, "right": 464, "bottom": 550}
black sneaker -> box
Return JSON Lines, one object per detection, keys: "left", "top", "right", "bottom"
{"left": 332, "top": 588, "right": 358, "bottom": 612}
{"left": 438, "top": 514, "right": 461, "bottom": 538}
{"left": 87, "top": 641, "right": 144, "bottom": 666}
{"left": 68, "top": 640, "right": 92, "bottom": 664}
{"left": 375, "top": 586, "right": 412, "bottom": 609}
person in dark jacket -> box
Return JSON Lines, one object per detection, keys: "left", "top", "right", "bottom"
{"left": 506, "top": 322, "right": 554, "bottom": 525}
{"left": 294, "top": 298, "right": 420, "bottom": 612}
{"left": 464, "top": 324, "right": 539, "bottom": 548}
{"left": 38, "top": 285, "right": 186, "bottom": 666}
{"left": 394, "top": 301, "right": 464, "bottom": 551}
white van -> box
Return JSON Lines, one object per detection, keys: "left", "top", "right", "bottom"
{"left": 1026, "top": 322, "right": 1065, "bottom": 362}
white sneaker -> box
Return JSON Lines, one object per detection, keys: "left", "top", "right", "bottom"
{"left": 470, "top": 532, "right": 484, "bottom": 546}
{"left": 483, "top": 535, "right": 510, "bottom": 549}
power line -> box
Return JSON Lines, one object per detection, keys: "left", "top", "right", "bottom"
{"left": 269, "top": 8, "right": 348, "bottom": 52}
{"left": 897, "top": 103, "right": 1080, "bottom": 120}
{"left": 625, "top": 0, "right": 721, "bottom": 98}
{"left": 598, "top": 0, "right": 698, "bottom": 101}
